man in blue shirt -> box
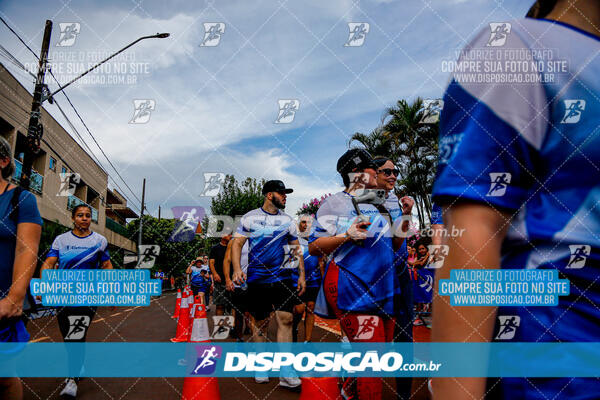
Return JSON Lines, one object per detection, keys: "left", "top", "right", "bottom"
{"left": 231, "top": 180, "right": 305, "bottom": 389}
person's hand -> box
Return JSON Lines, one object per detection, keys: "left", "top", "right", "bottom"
{"left": 225, "top": 279, "right": 235, "bottom": 292}
{"left": 400, "top": 196, "right": 415, "bottom": 215}
{"left": 345, "top": 218, "right": 371, "bottom": 241}
{"left": 213, "top": 273, "right": 222, "bottom": 283}
{"left": 232, "top": 270, "right": 246, "bottom": 286}
{"left": 297, "top": 277, "right": 306, "bottom": 297}
{"left": 0, "top": 296, "right": 23, "bottom": 319}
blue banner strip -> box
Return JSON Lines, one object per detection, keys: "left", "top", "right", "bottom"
{"left": 1, "top": 343, "right": 599, "bottom": 377}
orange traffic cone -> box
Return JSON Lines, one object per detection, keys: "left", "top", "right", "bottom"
{"left": 181, "top": 295, "right": 220, "bottom": 400}
{"left": 189, "top": 301, "right": 210, "bottom": 343}
{"left": 172, "top": 289, "right": 182, "bottom": 319}
{"left": 171, "top": 290, "right": 191, "bottom": 342}
{"left": 299, "top": 377, "right": 341, "bottom": 400}
{"left": 181, "top": 376, "right": 220, "bottom": 400}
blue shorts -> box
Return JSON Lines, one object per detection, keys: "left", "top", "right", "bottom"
{"left": 0, "top": 317, "right": 30, "bottom": 355}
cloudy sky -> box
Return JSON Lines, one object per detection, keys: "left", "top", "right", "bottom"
{"left": 0, "top": 0, "right": 531, "bottom": 217}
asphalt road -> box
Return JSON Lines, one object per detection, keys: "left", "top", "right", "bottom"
{"left": 21, "top": 291, "right": 429, "bottom": 400}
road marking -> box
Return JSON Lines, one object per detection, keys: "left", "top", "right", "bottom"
{"left": 123, "top": 308, "right": 132, "bottom": 312}
{"left": 92, "top": 318, "right": 105, "bottom": 323}
{"left": 30, "top": 336, "right": 50, "bottom": 343}
{"left": 110, "top": 312, "right": 122, "bottom": 317}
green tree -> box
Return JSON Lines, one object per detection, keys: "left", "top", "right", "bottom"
{"left": 127, "top": 215, "right": 204, "bottom": 278}
{"left": 200, "top": 174, "right": 266, "bottom": 246}
{"left": 349, "top": 97, "right": 439, "bottom": 227}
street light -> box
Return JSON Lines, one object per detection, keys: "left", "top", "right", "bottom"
{"left": 19, "top": 23, "right": 169, "bottom": 190}
{"left": 42, "top": 32, "right": 170, "bottom": 103}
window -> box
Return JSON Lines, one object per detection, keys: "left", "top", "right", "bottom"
{"left": 49, "top": 157, "right": 56, "bottom": 171}
{"left": 61, "top": 166, "right": 67, "bottom": 174}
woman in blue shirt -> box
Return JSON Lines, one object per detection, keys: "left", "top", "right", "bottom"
{"left": 0, "top": 136, "right": 42, "bottom": 400}
{"left": 40, "top": 203, "right": 113, "bottom": 399}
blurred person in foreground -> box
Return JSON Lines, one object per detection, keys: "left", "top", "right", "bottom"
{"left": 0, "top": 136, "right": 42, "bottom": 400}
{"left": 431, "top": 0, "right": 600, "bottom": 398}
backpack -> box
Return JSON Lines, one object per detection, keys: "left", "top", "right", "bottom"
{"left": 8, "top": 185, "right": 23, "bottom": 224}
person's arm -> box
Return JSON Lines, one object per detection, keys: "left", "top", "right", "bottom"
{"left": 40, "top": 256, "right": 59, "bottom": 273}
{"left": 431, "top": 225, "right": 444, "bottom": 247}
{"left": 231, "top": 235, "right": 247, "bottom": 285}
{"left": 208, "top": 248, "right": 221, "bottom": 283}
{"left": 392, "top": 196, "right": 415, "bottom": 251}
{"left": 317, "top": 256, "right": 325, "bottom": 277}
{"left": 185, "top": 263, "right": 193, "bottom": 275}
{"left": 101, "top": 260, "right": 113, "bottom": 269}
{"left": 431, "top": 203, "right": 510, "bottom": 399}
{"left": 223, "top": 241, "right": 235, "bottom": 291}
{"left": 0, "top": 223, "right": 41, "bottom": 319}
{"left": 309, "top": 219, "right": 370, "bottom": 256}
{"left": 289, "top": 239, "right": 305, "bottom": 296}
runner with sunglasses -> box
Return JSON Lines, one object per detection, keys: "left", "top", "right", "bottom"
{"left": 310, "top": 149, "right": 411, "bottom": 400}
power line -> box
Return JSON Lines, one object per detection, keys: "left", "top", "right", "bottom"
{"left": 0, "top": 49, "right": 142, "bottom": 212}
{"left": 0, "top": 17, "right": 143, "bottom": 208}
{"left": 0, "top": 16, "right": 39, "bottom": 60}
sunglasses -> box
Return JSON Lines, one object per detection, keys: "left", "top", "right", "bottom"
{"left": 378, "top": 168, "right": 399, "bottom": 177}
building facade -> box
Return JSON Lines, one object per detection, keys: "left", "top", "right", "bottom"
{"left": 0, "top": 63, "right": 137, "bottom": 254}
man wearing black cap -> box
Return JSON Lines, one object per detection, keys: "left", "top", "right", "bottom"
{"left": 231, "top": 180, "right": 305, "bottom": 389}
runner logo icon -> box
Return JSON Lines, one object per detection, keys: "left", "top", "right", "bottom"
{"left": 200, "top": 23, "right": 225, "bottom": 47}
{"left": 129, "top": 99, "right": 156, "bottom": 124}
{"left": 275, "top": 99, "right": 299, "bottom": 124}
{"left": 487, "top": 173, "right": 511, "bottom": 197}
{"left": 420, "top": 99, "right": 444, "bottom": 124}
{"left": 345, "top": 23, "right": 370, "bottom": 47}
{"left": 137, "top": 245, "right": 160, "bottom": 268}
{"left": 192, "top": 345, "right": 222, "bottom": 375}
{"left": 281, "top": 245, "right": 301, "bottom": 269}
{"left": 495, "top": 315, "right": 520, "bottom": 340}
{"left": 65, "top": 315, "right": 91, "bottom": 340}
{"left": 566, "top": 244, "right": 591, "bottom": 269}
{"left": 486, "top": 23, "right": 511, "bottom": 47}
{"left": 56, "top": 23, "right": 80, "bottom": 47}
{"left": 211, "top": 316, "right": 234, "bottom": 339}
{"left": 354, "top": 316, "right": 380, "bottom": 340}
{"left": 200, "top": 173, "right": 226, "bottom": 196}
{"left": 427, "top": 245, "right": 449, "bottom": 269}
{"left": 561, "top": 99, "right": 585, "bottom": 124}
{"left": 57, "top": 172, "right": 81, "bottom": 196}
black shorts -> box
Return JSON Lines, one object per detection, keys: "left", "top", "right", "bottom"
{"left": 247, "top": 280, "right": 301, "bottom": 321}
{"left": 300, "top": 286, "right": 320, "bottom": 304}
{"left": 230, "top": 288, "right": 249, "bottom": 314}
{"left": 57, "top": 306, "right": 97, "bottom": 342}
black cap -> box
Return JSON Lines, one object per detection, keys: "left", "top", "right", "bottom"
{"left": 262, "top": 180, "right": 294, "bottom": 195}
{"left": 336, "top": 148, "right": 377, "bottom": 175}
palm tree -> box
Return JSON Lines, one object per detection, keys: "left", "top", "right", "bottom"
{"left": 349, "top": 98, "right": 440, "bottom": 227}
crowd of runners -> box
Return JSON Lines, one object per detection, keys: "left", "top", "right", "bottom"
{"left": 1, "top": 0, "right": 599, "bottom": 399}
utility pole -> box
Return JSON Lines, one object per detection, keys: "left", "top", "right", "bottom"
{"left": 21, "top": 20, "right": 52, "bottom": 190}
{"left": 158, "top": 205, "right": 161, "bottom": 221}
{"left": 138, "top": 178, "right": 146, "bottom": 251}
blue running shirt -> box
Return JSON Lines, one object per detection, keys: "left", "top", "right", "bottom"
{"left": 310, "top": 191, "right": 398, "bottom": 315}
{"left": 47, "top": 231, "right": 110, "bottom": 270}
{"left": 236, "top": 208, "right": 298, "bottom": 284}
{"left": 432, "top": 18, "right": 600, "bottom": 399}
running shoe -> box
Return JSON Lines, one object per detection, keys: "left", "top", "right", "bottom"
{"left": 413, "top": 318, "right": 424, "bottom": 326}
{"left": 59, "top": 378, "right": 77, "bottom": 399}
{"left": 279, "top": 376, "right": 301, "bottom": 391}
{"left": 255, "top": 373, "right": 269, "bottom": 384}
